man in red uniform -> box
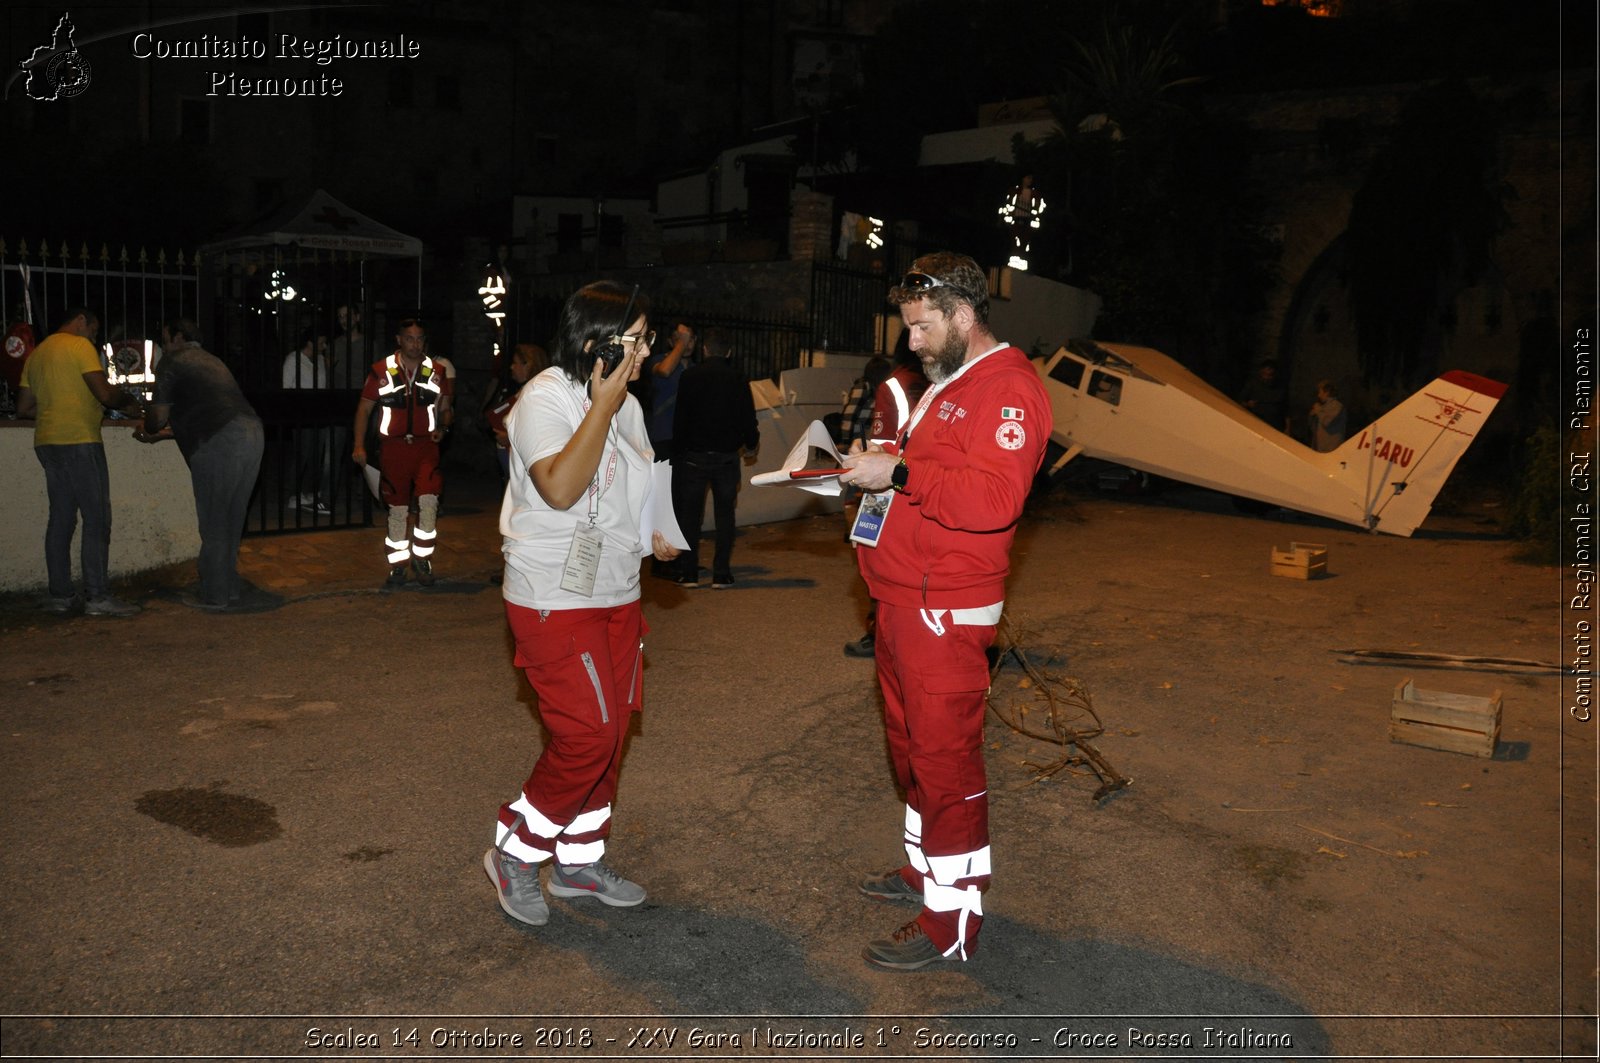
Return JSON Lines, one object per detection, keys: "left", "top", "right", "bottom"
{"left": 352, "top": 318, "right": 453, "bottom": 586}
{"left": 840, "top": 251, "right": 1051, "bottom": 971}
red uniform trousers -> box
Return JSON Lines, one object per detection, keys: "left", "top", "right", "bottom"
{"left": 377, "top": 436, "right": 442, "bottom": 506}
{"left": 874, "top": 600, "right": 994, "bottom": 957}
{"left": 495, "top": 601, "right": 646, "bottom": 866}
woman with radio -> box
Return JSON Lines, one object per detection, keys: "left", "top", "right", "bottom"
{"left": 484, "top": 280, "right": 679, "bottom": 928}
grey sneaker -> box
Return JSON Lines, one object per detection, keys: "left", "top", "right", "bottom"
{"left": 484, "top": 848, "right": 548, "bottom": 926}
{"left": 863, "top": 919, "right": 953, "bottom": 971}
{"left": 43, "top": 596, "right": 79, "bottom": 615}
{"left": 860, "top": 869, "right": 921, "bottom": 903}
{"left": 548, "top": 861, "right": 646, "bottom": 907}
{"left": 84, "top": 595, "right": 139, "bottom": 617}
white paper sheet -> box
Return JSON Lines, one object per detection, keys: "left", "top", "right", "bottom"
{"left": 641, "top": 461, "right": 690, "bottom": 553}
{"left": 749, "top": 419, "right": 846, "bottom": 496}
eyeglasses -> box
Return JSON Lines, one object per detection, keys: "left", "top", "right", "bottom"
{"left": 610, "top": 330, "right": 656, "bottom": 348}
{"left": 900, "top": 271, "right": 950, "bottom": 292}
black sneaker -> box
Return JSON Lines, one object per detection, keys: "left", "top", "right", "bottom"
{"left": 843, "top": 634, "right": 876, "bottom": 658}
{"left": 386, "top": 564, "right": 408, "bottom": 587}
{"left": 412, "top": 558, "right": 435, "bottom": 586}
{"left": 863, "top": 920, "right": 952, "bottom": 971}
{"left": 859, "top": 869, "right": 920, "bottom": 903}
{"left": 711, "top": 572, "right": 734, "bottom": 589}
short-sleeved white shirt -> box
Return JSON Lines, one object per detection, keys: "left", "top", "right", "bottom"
{"left": 499, "top": 366, "right": 653, "bottom": 610}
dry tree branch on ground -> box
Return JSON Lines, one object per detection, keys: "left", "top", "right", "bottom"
{"left": 987, "top": 615, "right": 1132, "bottom": 803}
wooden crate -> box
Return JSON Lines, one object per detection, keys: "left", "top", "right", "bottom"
{"left": 1270, "top": 541, "right": 1328, "bottom": 580}
{"left": 1389, "top": 679, "right": 1502, "bottom": 757}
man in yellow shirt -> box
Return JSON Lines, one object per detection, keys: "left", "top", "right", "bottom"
{"left": 17, "top": 307, "right": 142, "bottom": 616}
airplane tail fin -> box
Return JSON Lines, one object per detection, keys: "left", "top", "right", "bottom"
{"left": 1329, "top": 370, "right": 1507, "bottom": 536}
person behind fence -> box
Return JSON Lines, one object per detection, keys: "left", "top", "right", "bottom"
{"left": 282, "top": 328, "right": 331, "bottom": 515}
{"left": 484, "top": 280, "right": 680, "bottom": 928}
{"left": 328, "top": 304, "right": 363, "bottom": 391}
{"left": 352, "top": 317, "right": 453, "bottom": 588}
{"left": 16, "top": 306, "right": 143, "bottom": 617}
{"left": 669, "top": 326, "right": 759, "bottom": 589}
{"left": 133, "top": 318, "right": 266, "bottom": 612}
{"left": 838, "top": 251, "right": 1051, "bottom": 971}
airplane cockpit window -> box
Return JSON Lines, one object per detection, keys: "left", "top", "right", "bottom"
{"left": 1050, "top": 353, "right": 1086, "bottom": 390}
{"left": 1068, "top": 338, "right": 1160, "bottom": 384}
{"left": 1089, "top": 370, "right": 1123, "bottom": 406}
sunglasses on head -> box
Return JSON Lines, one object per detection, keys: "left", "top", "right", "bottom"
{"left": 900, "top": 271, "right": 950, "bottom": 292}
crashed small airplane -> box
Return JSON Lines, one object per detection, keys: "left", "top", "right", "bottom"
{"left": 1037, "top": 340, "right": 1508, "bottom": 537}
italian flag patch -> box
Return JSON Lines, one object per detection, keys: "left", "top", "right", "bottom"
{"left": 1000, "top": 406, "right": 1024, "bottom": 421}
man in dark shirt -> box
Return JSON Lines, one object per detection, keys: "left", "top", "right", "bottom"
{"left": 135, "top": 318, "right": 267, "bottom": 611}
{"left": 1239, "top": 360, "right": 1289, "bottom": 433}
{"left": 669, "top": 327, "right": 759, "bottom": 588}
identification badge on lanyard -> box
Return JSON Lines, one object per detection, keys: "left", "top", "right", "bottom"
{"left": 560, "top": 523, "right": 605, "bottom": 596}
{"left": 848, "top": 489, "right": 894, "bottom": 547}
{"left": 561, "top": 417, "right": 620, "bottom": 596}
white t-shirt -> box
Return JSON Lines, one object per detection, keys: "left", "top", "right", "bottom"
{"left": 281, "top": 349, "right": 327, "bottom": 389}
{"left": 500, "top": 366, "right": 653, "bottom": 610}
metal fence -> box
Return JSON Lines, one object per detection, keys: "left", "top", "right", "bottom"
{"left": 509, "top": 261, "right": 883, "bottom": 386}
{"left": 810, "top": 262, "right": 888, "bottom": 356}
{"left": 2, "top": 237, "right": 382, "bottom": 538}
{"left": 0, "top": 237, "right": 203, "bottom": 359}
{"left": 1, "top": 236, "right": 203, "bottom": 443}
{"left": 204, "top": 245, "right": 404, "bottom": 535}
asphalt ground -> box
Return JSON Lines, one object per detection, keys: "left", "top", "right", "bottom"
{"left": 1, "top": 473, "right": 1594, "bottom": 1061}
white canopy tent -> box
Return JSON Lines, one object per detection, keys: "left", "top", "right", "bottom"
{"left": 201, "top": 188, "right": 422, "bottom": 302}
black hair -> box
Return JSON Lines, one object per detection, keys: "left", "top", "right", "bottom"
{"left": 701, "top": 326, "right": 731, "bottom": 359}
{"left": 550, "top": 280, "right": 651, "bottom": 380}
{"left": 166, "top": 317, "right": 203, "bottom": 346}
{"left": 862, "top": 356, "right": 893, "bottom": 391}
{"left": 60, "top": 305, "right": 97, "bottom": 331}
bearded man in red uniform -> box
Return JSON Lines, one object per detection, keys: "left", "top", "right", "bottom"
{"left": 839, "top": 252, "right": 1051, "bottom": 971}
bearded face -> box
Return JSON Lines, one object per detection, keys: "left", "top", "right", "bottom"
{"left": 924, "top": 322, "right": 968, "bottom": 383}
{"left": 900, "top": 297, "right": 969, "bottom": 384}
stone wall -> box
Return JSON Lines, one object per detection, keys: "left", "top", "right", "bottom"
{"left": 789, "top": 190, "right": 834, "bottom": 263}
{"left": 1, "top": 422, "right": 200, "bottom": 594}
{"left": 1211, "top": 70, "right": 1593, "bottom": 436}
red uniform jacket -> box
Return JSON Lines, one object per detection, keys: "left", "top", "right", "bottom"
{"left": 858, "top": 345, "right": 1050, "bottom": 610}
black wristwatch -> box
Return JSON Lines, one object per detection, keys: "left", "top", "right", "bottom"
{"left": 890, "top": 457, "right": 909, "bottom": 492}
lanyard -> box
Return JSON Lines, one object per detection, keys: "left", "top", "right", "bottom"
{"left": 898, "top": 342, "right": 1007, "bottom": 452}
{"left": 580, "top": 392, "right": 620, "bottom": 527}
